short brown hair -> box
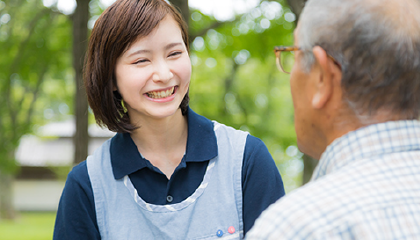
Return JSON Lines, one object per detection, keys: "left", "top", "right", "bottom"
{"left": 84, "top": 0, "right": 190, "bottom": 133}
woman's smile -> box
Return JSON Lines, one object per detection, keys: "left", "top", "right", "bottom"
{"left": 144, "top": 86, "right": 177, "bottom": 101}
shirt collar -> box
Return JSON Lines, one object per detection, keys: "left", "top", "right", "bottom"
{"left": 110, "top": 107, "right": 218, "bottom": 179}
{"left": 312, "top": 120, "right": 420, "bottom": 181}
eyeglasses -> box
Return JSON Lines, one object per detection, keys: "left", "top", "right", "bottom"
{"left": 274, "top": 46, "right": 340, "bottom": 74}
{"left": 274, "top": 46, "right": 300, "bottom": 74}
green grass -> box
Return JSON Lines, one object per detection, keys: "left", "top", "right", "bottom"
{"left": 0, "top": 212, "right": 56, "bottom": 240}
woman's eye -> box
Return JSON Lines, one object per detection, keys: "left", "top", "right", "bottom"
{"left": 168, "top": 51, "right": 182, "bottom": 57}
{"left": 133, "top": 59, "right": 148, "bottom": 64}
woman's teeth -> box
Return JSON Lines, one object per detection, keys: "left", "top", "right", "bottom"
{"left": 146, "top": 87, "right": 175, "bottom": 99}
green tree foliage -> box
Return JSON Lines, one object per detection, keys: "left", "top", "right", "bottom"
{"left": 0, "top": 0, "right": 73, "bottom": 218}
{"left": 187, "top": 1, "right": 303, "bottom": 191}
{"left": 0, "top": 0, "right": 73, "bottom": 171}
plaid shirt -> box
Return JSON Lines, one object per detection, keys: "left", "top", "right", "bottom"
{"left": 246, "top": 120, "right": 420, "bottom": 239}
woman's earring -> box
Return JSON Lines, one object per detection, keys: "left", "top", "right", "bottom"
{"left": 121, "top": 99, "right": 128, "bottom": 113}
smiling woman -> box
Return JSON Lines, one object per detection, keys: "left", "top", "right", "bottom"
{"left": 53, "top": 0, "right": 285, "bottom": 239}
{"left": 84, "top": 0, "right": 190, "bottom": 133}
{"left": 114, "top": 15, "right": 191, "bottom": 123}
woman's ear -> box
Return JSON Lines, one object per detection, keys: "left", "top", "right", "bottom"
{"left": 113, "top": 82, "right": 119, "bottom": 92}
{"left": 112, "top": 75, "right": 118, "bottom": 92}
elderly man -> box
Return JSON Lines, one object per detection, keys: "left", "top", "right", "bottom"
{"left": 246, "top": 0, "right": 420, "bottom": 239}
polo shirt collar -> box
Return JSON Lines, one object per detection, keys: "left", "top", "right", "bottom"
{"left": 110, "top": 107, "right": 218, "bottom": 179}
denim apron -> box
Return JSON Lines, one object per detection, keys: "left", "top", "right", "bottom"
{"left": 87, "top": 121, "right": 248, "bottom": 239}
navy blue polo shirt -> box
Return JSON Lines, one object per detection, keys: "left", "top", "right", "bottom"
{"left": 53, "top": 108, "right": 285, "bottom": 240}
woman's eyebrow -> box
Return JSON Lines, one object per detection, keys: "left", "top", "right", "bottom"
{"left": 165, "top": 42, "right": 183, "bottom": 50}
{"left": 126, "top": 43, "right": 183, "bottom": 58}
{"left": 127, "top": 49, "right": 151, "bottom": 58}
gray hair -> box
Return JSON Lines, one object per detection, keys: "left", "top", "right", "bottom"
{"left": 297, "top": 0, "right": 420, "bottom": 119}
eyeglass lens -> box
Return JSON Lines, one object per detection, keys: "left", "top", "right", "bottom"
{"left": 279, "top": 51, "right": 295, "bottom": 73}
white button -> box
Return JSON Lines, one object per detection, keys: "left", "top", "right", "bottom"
{"left": 166, "top": 195, "right": 173, "bottom": 203}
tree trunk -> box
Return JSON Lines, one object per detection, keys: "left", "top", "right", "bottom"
{"left": 72, "top": 0, "right": 90, "bottom": 165}
{"left": 170, "top": 0, "right": 189, "bottom": 28}
{"left": 0, "top": 148, "right": 17, "bottom": 220}
{"left": 285, "top": 0, "right": 307, "bottom": 21}
{"left": 0, "top": 171, "right": 15, "bottom": 219}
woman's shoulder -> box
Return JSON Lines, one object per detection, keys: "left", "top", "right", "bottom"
{"left": 65, "top": 161, "right": 91, "bottom": 191}
{"left": 245, "top": 134, "right": 265, "bottom": 148}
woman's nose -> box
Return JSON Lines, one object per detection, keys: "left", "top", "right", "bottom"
{"left": 152, "top": 62, "right": 173, "bottom": 82}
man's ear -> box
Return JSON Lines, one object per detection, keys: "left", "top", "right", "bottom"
{"left": 311, "top": 46, "right": 340, "bottom": 109}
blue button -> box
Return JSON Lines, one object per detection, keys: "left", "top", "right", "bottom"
{"left": 216, "top": 229, "right": 223, "bottom": 237}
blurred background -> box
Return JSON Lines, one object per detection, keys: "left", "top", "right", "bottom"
{"left": 0, "top": 0, "right": 313, "bottom": 238}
